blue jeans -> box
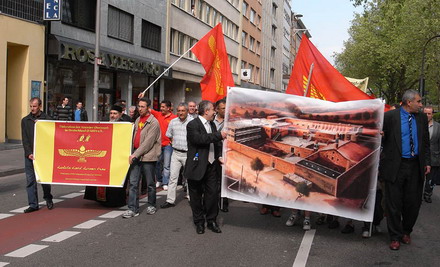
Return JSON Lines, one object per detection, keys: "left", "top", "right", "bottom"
{"left": 155, "top": 145, "right": 173, "bottom": 185}
{"left": 25, "top": 157, "right": 52, "bottom": 209}
{"left": 128, "top": 161, "right": 156, "bottom": 213}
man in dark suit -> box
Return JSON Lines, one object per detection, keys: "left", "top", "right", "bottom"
{"left": 423, "top": 106, "right": 440, "bottom": 203}
{"left": 380, "top": 89, "right": 431, "bottom": 250}
{"left": 184, "top": 100, "right": 226, "bottom": 234}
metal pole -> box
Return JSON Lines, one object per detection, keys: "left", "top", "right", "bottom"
{"left": 419, "top": 34, "right": 440, "bottom": 105}
{"left": 303, "top": 63, "right": 314, "bottom": 97}
{"left": 92, "top": 0, "right": 101, "bottom": 121}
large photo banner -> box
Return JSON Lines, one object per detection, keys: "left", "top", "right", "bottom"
{"left": 222, "top": 87, "right": 384, "bottom": 221}
{"left": 34, "top": 121, "right": 133, "bottom": 187}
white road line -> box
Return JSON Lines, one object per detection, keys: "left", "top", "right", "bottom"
{"left": 79, "top": 189, "right": 85, "bottom": 193}
{"left": 139, "top": 197, "right": 149, "bottom": 202}
{"left": 9, "top": 206, "right": 30, "bottom": 213}
{"left": 293, "top": 229, "right": 316, "bottom": 267}
{"left": 73, "top": 220, "right": 106, "bottom": 229}
{"left": 0, "top": 262, "right": 10, "bottom": 266}
{"left": 99, "top": 210, "right": 126, "bottom": 218}
{"left": 60, "top": 192, "right": 84, "bottom": 198}
{"left": 157, "top": 191, "right": 168, "bottom": 196}
{"left": 41, "top": 231, "right": 81, "bottom": 242}
{"left": 119, "top": 205, "right": 128, "bottom": 210}
{"left": 5, "top": 244, "right": 48, "bottom": 258}
{"left": 0, "top": 213, "right": 14, "bottom": 220}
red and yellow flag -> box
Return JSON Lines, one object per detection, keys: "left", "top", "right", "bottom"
{"left": 33, "top": 121, "right": 133, "bottom": 187}
{"left": 286, "top": 35, "right": 373, "bottom": 102}
{"left": 191, "top": 23, "right": 234, "bottom": 102}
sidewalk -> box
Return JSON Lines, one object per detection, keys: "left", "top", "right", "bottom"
{"left": 0, "top": 143, "right": 24, "bottom": 177}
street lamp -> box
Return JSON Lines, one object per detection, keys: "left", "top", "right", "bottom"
{"left": 419, "top": 34, "right": 440, "bottom": 105}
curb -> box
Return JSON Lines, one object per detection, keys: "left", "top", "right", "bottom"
{"left": 0, "top": 168, "right": 25, "bottom": 178}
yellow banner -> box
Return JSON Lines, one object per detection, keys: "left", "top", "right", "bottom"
{"left": 34, "top": 121, "right": 133, "bottom": 187}
{"left": 345, "top": 76, "right": 369, "bottom": 92}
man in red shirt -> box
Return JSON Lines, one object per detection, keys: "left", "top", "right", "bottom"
{"left": 150, "top": 100, "right": 177, "bottom": 190}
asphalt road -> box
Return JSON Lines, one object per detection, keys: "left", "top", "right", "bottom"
{"left": 0, "top": 173, "right": 439, "bottom": 267}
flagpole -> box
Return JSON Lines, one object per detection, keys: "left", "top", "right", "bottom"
{"left": 303, "top": 63, "right": 314, "bottom": 97}
{"left": 138, "top": 42, "right": 199, "bottom": 98}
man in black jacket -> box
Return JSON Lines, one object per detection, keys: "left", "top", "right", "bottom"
{"left": 184, "top": 100, "right": 226, "bottom": 234}
{"left": 380, "top": 89, "right": 430, "bottom": 250}
{"left": 21, "top": 97, "right": 54, "bottom": 213}
{"left": 54, "top": 97, "right": 72, "bottom": 121}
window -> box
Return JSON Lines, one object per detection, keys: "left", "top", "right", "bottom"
{"left": 212, "top": 10, "right": 217, "bottom": 26}
{"left": 198, "top": 0, "right": 204, "bottom": 18}
{"left": 178, "top": 32, "right": 185, "bottom": 55}
{"left": 249, "top": 36, "right": 255, "bottom": 51}
{"left": 62, "top": 0, "right": 96, "bottom": 31}
{"left": 242, "top": 1, "right": 248, "bottom": 16}
{"left": 205, "top": 5, "right": 211, "bottom": 24}
{"left": 249, "top": 64, "right": 254, "bottom": 81}
{"left": 170, "top": 29, "right": 198, "bottom": 60}
{"left": 271, "top": 46, "right": 276, "bottom": 59}
{"left": 255, "top": 67, "right": 260, "bottom": 84}
{"left": 178, "top": 0, "right": 186, "bottom": 9}
{"left": 108, "top": 6, "right": 134, "bottom": 42}
{"left": 256, "top": 41, "right": 261, "bottom": 54}
{"left": 271, "top": 25, "right": 277, "bottom": 39}
{"left": 241, "top": 61, "right": 247, "bottom": 69}
{"left": 270, "top": 68, "right": 275, "bottom": 82}
{"left": 242, "top": 31, "right": 247, "bottom": 47}
{"left": 272, "top": 2, "right": 277, "bottom": 17}
{"left": 142, "top": 20, "right": 161, "bottom": 52}
{"left": 250, "top": 9, "right": 256, "bottom": 24}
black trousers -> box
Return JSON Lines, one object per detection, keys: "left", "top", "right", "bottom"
{"left": 188, "top": 163, "right": 219, "bottom": 225}
{"left": 424, "top": 166, "right": 439, "bottom": 196}
{"left": 385, "top": 159, "right": 423, "bottom": 241}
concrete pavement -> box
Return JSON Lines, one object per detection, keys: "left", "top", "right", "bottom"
{"left": 0, "top": 143, "right": 24, "bottom": 178}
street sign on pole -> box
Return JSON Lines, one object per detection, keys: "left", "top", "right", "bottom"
{"left": 44, "top": 0, "right": 62, "bottom": 21}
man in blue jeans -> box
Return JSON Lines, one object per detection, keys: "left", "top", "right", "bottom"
{"left": 123, "top": 98, "right": 161, "bottom": 218}
{"left": 21, "top": 97, "right": 53, "bottom": 213}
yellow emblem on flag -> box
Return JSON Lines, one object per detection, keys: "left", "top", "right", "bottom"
{"left": 208, "top": 35, "right": 224, "bottom": 95}
{"left": 302, "top": 75, "right": 326, "bottom": 100}
{"left": 58, "top": 145, "right": 107, "bottom": 163}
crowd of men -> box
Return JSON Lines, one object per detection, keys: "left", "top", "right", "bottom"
{"left": 20, "top": 89, "right": 439, "bottom": 247}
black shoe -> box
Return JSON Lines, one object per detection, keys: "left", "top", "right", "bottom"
{"left": 341, "top": 224, "right": 355, "bottom": 234}
{"left": 328, "top": 220, "right": 340, "bottom": 229}
{"left": 160, "top": 202, "right": 175, "bottom": 209}
{"left": 220, "top": 207, "right": 229, "bottom": 212}
{"left": 46, "top": 200, "right": 54, "bottom": 210}
{"left": 196, "top": 224, "right": 205, "bottom": 234}
{"left": 207, "top": 222, "right": 222, "bottom": 233}
{"left": 24, "top": 207, "right": 39, "bottom": 213}
{"left": 424, "top": 196, "right": 432, "bottom": 203}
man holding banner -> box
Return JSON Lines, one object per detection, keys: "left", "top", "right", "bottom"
{"left": 21, "top": 97, "right": 54, "bottom": 213}
{"left": 380, "top": 89, "right": 430, "bottom": 250}
{"left": 123, "top": 98, "right": 161, "bottom": 218}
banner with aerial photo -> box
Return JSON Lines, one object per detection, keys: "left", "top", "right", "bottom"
{"left": 221, "top": 87, "right": 384, "bottom": 221}
{"left": 33, "top": 121, "right": 133, "bottom": 187}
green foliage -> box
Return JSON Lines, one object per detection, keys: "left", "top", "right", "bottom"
{"left": 433, "top": 112, "right": 440, "bottom": 123}
{"left": 336, "top": 0, "right": 440, "bottom": 106}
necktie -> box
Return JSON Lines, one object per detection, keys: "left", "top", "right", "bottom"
{"left": 408, "top": 115, "right": 415, "bottom": 157}
{"left": 206, "top": 122, "right": 215, "bottom": 163}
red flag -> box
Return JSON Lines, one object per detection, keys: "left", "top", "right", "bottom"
{"left": 191, "top": 23, "right": 234, "bottom": 102}
{"left": 286, "top": 35, "right": 373, "bottom": 102}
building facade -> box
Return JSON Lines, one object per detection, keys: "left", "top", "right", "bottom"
{"left": 260, "top": 0, "right": 283, "bottom": 92}
{"left": 240, "top": 0, "right": 262, "bottom": 89}
{"left": 0, "top": 0, "right": 45, "bottom": 143}
{"left": 166, "top": 0, "right": 242, "bottom": 106}
{"left": 281, "top": 0, "right": 292, "bottom": 92}
{"left": 47, "top": 0, "right": 170, "bottom": 120}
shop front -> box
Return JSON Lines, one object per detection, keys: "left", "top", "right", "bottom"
{"left": 47, "top": 38, "right": 171, "bottom": 121}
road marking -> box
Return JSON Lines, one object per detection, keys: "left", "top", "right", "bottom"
{"left": 73, "top": 220, "right": 106, "bottom": 229}
{"left": 0, "top": 214, "right": 14, "bottom": 220}
{"left": 60, "top": 193, "right": 84, "bottom": 198}
{"left": 42, "top": 231, "right": 81, "bottom": 242}
{"left": 5, "top": 244, "right": 48, "bottom": 258}
{"left": 0, "top": 262, "right": 10, "bottom": 266}
{"left": 79, "top": 189, "right": 85, "bottom": 193}
{"left": 139, "top": 197, "right": 149, "bottom": 202}
{"left": 157, "top": 190, "right": 168, "bottom": 196}
{"left": 292, "top": 229, "right": 316, "bottom": 267}
{"left": 9, "top": 206, "right": 31, "bottom": 213}
{"left": 99, "top": 210, "right": 126, "bottom": 218}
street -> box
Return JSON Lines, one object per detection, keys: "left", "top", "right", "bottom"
{"left": 0, "top": 172, "right": 439, "bottom": 267}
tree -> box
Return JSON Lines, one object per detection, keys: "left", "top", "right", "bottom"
{"left": 244, "top": 110, "right": 251, "bottom": 118}
{"left": 336, "top": 0, "right": 440, "bottom": 106}
{"left": 295, "top": 182, "right": 311, "bottom": 200}
{"left": 259, "top": 111, "right": 267, "bottom": 118}
{"left": 250, "top": 157, "right": 264, "bottom": 183}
